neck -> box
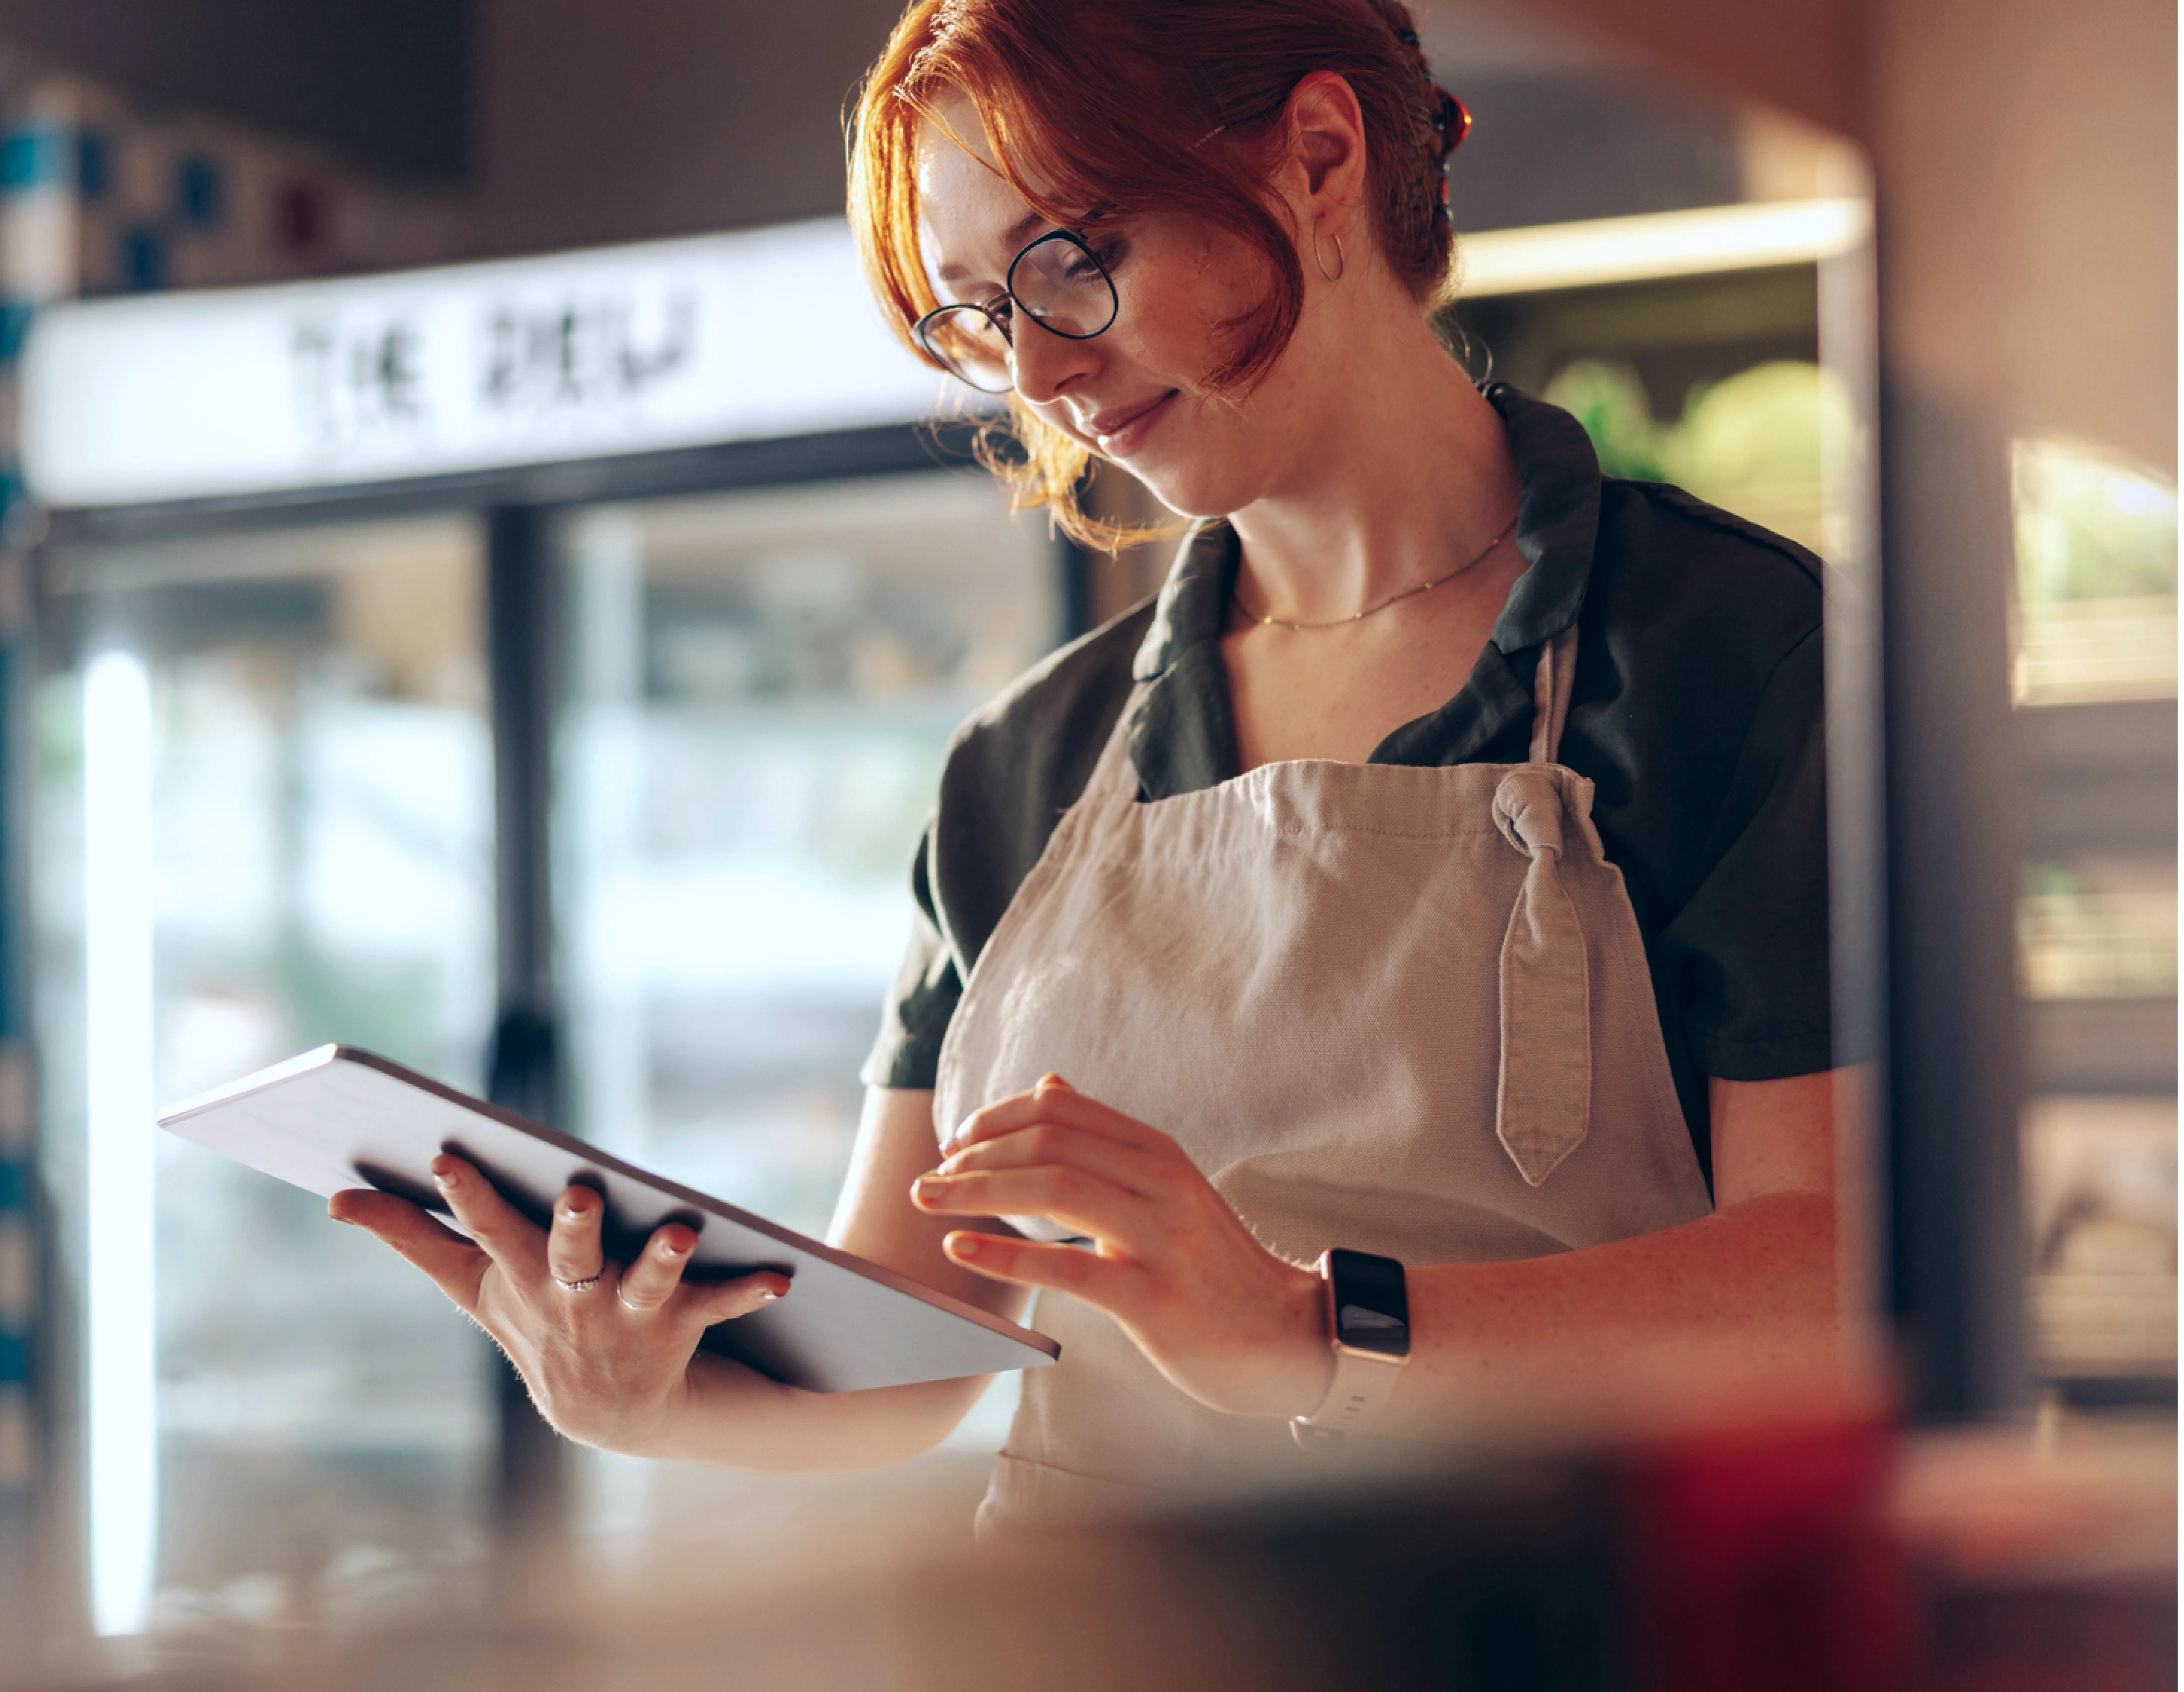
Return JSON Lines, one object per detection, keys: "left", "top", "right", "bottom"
{"left": 1226, "top": 276, "right": 1522, "bottom": 627}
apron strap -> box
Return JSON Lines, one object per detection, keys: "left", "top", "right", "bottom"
{"left": 1081, "top": 683, "right": 1151, "bottom": 804}
{"left": 1527, "top": 624, "right": 1579, "bottom": 765}
{"left": 1492, "top": 768, "right": 1593, "bottom": 1185}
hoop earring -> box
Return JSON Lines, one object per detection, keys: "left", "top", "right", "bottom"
{"left": 1311, "top": 226, "right": 1346, "bottom": 284}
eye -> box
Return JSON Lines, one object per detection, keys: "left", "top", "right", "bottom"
{"left": 1065, "top": 238, "right": 1124, "bottom": 282}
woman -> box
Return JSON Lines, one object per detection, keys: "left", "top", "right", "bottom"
{"left": 336, "top": 0, "right": 1846, "bottom": 1529}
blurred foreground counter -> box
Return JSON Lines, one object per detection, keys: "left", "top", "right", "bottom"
{"left": 10, "top": 1416, "right": 2172, "bottom": 1692}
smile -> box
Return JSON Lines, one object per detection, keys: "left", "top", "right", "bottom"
{"left": 1087, "top": 391, "right": 1177, "bottom": 457}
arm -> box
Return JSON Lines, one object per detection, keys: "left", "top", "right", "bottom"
{"left": 332, "top": 1085, "right": 1025, "bottom": 1473}
{"left": 914, "top": 1071, "right": 1852, "bottom": 1441}
{"left": 1384, "top": 1069, "right": 1843, "bottom": 1437}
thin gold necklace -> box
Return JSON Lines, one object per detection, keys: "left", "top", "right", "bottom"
{"left": 1233, "top": 513, "right": 1519, "bottom": 633}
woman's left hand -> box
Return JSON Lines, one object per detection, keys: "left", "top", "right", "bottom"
{"left": 911, "top": 1076, "right": 1331, "bottom": 1420}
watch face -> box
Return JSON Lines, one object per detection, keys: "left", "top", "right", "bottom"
{"left": 1328, "top": 1248, "right": 1409, "bottom": 1358}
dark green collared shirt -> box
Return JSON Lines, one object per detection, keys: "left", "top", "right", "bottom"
{"left": 862, "top": 386, "right": 1834, "bottom": 1184}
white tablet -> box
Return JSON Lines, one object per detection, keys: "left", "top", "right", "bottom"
{"left": 158, "top": 1045, "right": 1058, "bottom": 1393}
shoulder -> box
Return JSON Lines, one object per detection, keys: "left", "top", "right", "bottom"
{"left": 924, "top": 595, "right": 1153, "bottom": 958}
{"left": 1595, "top": 477, "right": 1822, "bottom": 608}
{"left": 1561, "top": 478, "right": 1827, "bottom": 905}
{"left": 1585, "top": 478, "right": 1824, "bottom": 693}
{"left": 940, "top": 594, "right": 1154, "bottom": 805}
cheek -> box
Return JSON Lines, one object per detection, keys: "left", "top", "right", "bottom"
{"left": 1113, "top": 232, "right": 1264, "bottom": 387}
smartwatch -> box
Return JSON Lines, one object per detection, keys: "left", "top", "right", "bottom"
{"left": 1291, "top": 1247, "right": 1410, "bottom": 1446}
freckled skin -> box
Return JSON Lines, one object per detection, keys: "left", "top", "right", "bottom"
{"left": 914, "top": 84, "right": 1533, "bottom": 769}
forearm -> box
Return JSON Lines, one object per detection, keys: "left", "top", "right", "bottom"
{"left": 606, "top": 1085, "right": 1017, "bottom": 1474}
{"left": 1378, "top": 1190, "right": 1840, "bottom": 1441}
{"left": 612, "top": 1356, "right": 995, "bottom": 1474}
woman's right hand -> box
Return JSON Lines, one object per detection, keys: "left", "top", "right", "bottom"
{"left": 329, "top": 1153, "right": 790, "bottom": 1454}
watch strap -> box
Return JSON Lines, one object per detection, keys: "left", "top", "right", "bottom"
{"left": 1293, "top": 1338, "right": 1406, "bottom": 1436}
{"left": 1291, "top": 1248, "right": 1408, "bottom": 1444}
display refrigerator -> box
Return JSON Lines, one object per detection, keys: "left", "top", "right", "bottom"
{"left": 17, "top": 219, "right": 1062, "bottom": 1632}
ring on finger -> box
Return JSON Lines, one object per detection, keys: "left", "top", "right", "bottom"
{"left": 554, "top": 1273, "right": 602, "bottom": 1294}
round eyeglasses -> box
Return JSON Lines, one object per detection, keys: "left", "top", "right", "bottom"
{"left": 914, "top": 229, "right": 1120, "bottom": 394}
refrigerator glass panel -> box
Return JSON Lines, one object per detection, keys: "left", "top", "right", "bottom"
{"left": 555, "top": 471, "right": 1060, "bottom": 1232}
{"left": 555, "top": 472, "right": 1059, "bottom": 1551}
{"left": 37, "top": 516, "right": 498, "bottom": 1627}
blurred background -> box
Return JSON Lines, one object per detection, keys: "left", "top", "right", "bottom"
{"left": 0, "top": 0, "right": 2166, "bottom": 1685}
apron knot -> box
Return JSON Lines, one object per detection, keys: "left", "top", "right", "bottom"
{"left": 1490, "top": 770, "right": 1591, "bottom": 1186}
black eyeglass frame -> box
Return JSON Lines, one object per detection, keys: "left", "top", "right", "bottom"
{"left": 913, "top": 228, "right": 1121, "bottom": 393}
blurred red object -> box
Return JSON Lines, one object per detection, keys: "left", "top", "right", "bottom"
{"left": 1620, "top": 1416, "right": 2177, "bottom": 1692}
{"left": 1622, "top": 1417, "right": 1913, "bottom": 1691}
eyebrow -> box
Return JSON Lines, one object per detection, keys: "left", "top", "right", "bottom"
{"left": 935, "top": 209, "right": 1054, "bottom": 285}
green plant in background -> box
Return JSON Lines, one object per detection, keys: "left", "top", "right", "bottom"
{"left": 1545, "top": 358, "right": 1853, "bottom": 556}
{"left": 1542, "top": 360, "right": 1666, "bottom": 482}
{"left": 2013, "top": 437, "right": 2177, "bottom": 606}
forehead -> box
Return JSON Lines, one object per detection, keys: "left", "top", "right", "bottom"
{"left": 913, "top": 92, "right": 1050, "bottom": 282}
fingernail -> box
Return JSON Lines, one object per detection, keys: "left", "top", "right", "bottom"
{"left": 758, "top": 1289, "right": 779, "bottom": 1302}
{"left": 1035, "top": 1072, "right": 1072, "bottom": 1096}
{"left": 433, "top": 1170, "right": 455, "bottom": 1190}
{"left": 661, "top": 1239, "right": 686, "bottom": 1257}
{"left": 949, "top": 1233, "right": 982, "bottom": 1258}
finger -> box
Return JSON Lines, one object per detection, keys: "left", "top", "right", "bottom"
{"left": 936, "top": 1119, "right": 1163, "bottom": 1199}
{"left": 680, "top": 1270, "right": 792, "bottom": 1329}
{"left": 546, "top": 1185, "right": 607, "bottom": 1287}
{"left": 941, "top": 1229, "right": 1144, "bottom": 1303}
{"left": 330, "top": 1188, "right": 491, "bottom": 1312}
{"left": 913, "top": 1164, "right": 1147, "bottom": 1242}
{"left": 430, "top": 1153, "right": 547, "bottom": 1278}
{"left": 946, "top": 1083, "right": 1170, "bottom": 1158}
{"left": 615, "top": 1223, "right": 698, "bottom": 1313}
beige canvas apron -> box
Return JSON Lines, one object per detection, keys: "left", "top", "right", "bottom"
{"left": 933, "top": 622, "right": 1715, "bottom": 1532}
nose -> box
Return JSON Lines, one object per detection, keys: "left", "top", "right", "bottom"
{"left": 1008, "top": 313, "right": 1099, "bottom": 405}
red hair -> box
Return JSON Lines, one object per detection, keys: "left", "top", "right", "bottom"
{"left": 847, "top": 0, "right": 1460, "bottom": 548}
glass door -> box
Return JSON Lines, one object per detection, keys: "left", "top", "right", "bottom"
{"left": 2007, "top": 440, "right": 2178, "bottom": 1411}
{"left": 555, "top": 471, "right": 1058, "bottom": 1227}
{"left": 553, "top": 469, "right": 1060, "bottom": 1551}
{"left": 37, "top": 515, "right": 498, "bottom": 1633}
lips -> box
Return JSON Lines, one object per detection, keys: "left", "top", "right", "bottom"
{"left": 1084, "top": 390, "right": 1177, "bottom": 456}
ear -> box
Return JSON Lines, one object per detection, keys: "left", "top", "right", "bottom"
{"left": 1282, "top": 72, "right": 1371, "bottom": 227}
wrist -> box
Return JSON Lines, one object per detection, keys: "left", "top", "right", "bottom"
{"left": 1276, "top": 1259, "right": 1337, "bottom": 1419}
{"left": 1290, "top": 1248, "right": 1411, "bottom": 1439}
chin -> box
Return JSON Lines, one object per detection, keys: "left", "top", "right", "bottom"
{"left": 1121, "top": 455, "right": 1261, "bottom": 524}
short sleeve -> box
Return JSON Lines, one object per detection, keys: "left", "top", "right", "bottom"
{"left": 858, "top": 821, "right": 962, "bottom": 1091}
{"left": 855, "top": 599, "right": 1156, "bottom": 1093}
{"left": 1655, "top": 624, "right": 1838, "bottom": 1079}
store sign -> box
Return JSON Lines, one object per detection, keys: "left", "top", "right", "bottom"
{"left": 20, "top": 219, "right": 972, "bottom": 508}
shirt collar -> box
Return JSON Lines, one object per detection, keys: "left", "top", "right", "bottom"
{"left": 1129, "top": 382, "right": 1603, "bottom": 684}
